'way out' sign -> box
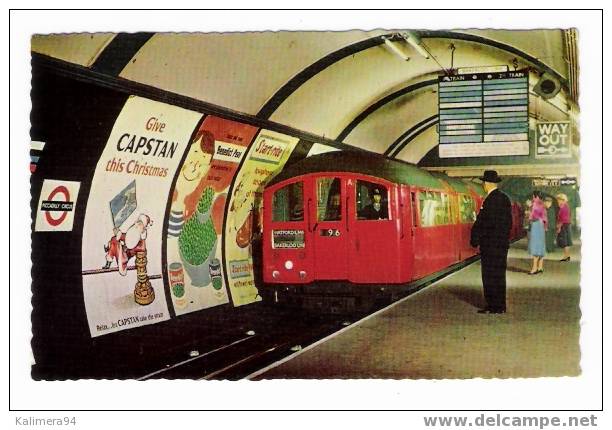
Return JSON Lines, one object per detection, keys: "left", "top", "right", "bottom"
{"left": 536, "top": 121, "right": 572, "bottom": 158}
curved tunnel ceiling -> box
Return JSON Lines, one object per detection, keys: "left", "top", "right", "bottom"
{"left": 31, "top": 29, "right": 575, "bottom": 164}
{"left": 119, "top": 31, "right": 390, "bottom": 116}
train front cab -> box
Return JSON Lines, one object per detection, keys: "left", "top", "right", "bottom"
{"left": 263, "top": 173, "right": 410, "bottom": 289}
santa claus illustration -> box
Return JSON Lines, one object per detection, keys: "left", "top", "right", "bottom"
{"left": 103, "top": 214, "right": 152, "bottom": 276}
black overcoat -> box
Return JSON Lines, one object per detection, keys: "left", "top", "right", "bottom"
{"left": 470, "top": 189, "right": 512, "bottom": 252}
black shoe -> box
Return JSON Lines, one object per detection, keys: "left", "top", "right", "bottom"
{"left": 537, "top": 269, "right": 544, "bottom": 274}
{"left": 560, "top": 257, "right": 571, "bottom": 262}
{"left": 102, "top": 261, "right": 111, "bottom": 270}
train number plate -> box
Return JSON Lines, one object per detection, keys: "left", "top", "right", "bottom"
{"left": 320, "top": 228, "right": 340, "bottom": 237}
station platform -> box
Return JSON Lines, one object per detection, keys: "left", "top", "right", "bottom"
{"left": 251, "top": 238, "right": 581, "bottom": 379}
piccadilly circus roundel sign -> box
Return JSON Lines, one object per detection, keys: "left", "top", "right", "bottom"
{"left": 35, "top": 179, "right": 81, "bottom": 232}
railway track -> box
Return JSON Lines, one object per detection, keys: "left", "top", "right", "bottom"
{"left": 137, "top": 254, "right": 481, "bottom": 381}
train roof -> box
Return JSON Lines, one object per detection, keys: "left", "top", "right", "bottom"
{"left": 268, "top": 151, "right": 445, "bottom": 189}
{"left": 429, "top": 172, "right": 472, "bottom": 194}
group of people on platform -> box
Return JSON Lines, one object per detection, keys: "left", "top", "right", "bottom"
{"left": 470, "top": 170, "right": 576, "bottom": 315}
{"left": 524, "top": 191, "right": 573, "bottom": 275}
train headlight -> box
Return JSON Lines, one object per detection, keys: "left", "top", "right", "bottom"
{"left": 284, "top": 260, "right": 294, "bottom": 270}
{"left": 272, "top": 270, "right": 280, "bottom": 279}
{"left": 299, "top": 270, "right": 306, "bottom": 279}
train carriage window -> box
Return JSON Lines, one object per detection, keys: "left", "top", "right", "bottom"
{"left": 272, "top": 182, "right": 304, "bottom": 222}
{"left": 419, "top": 191, "right": 451, "bottom": 226}
{"left": 438, "top": 193, "right": 450, "bottom": 225}
{"left": 356, "top": 180, "right": 389, "bottom": 220}
{"left": 459, "top": 194, "right": 476, "bottom": 223}
{"left": 317, "top": 177, "right": 342, "bottom": 221}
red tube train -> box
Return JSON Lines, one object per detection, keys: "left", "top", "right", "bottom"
{"left": 260, "top": 151, "right": 524, "bottom": 311}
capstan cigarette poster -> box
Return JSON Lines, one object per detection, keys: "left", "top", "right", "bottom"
{"left": 81, "top": 96, "right": 202, "bottom": 337}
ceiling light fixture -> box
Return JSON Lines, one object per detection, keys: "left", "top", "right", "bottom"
{"left": 382, "top": 36, "right": 411, "bottom": 61}
{"left": 401, "top": 31, "right": 430, "bottom": 59}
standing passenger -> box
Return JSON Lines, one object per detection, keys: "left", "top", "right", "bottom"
{"left": 528, "top": 191, "right": 547, "bottom": 275}
{"left": 544, "top": 196, "right": 557, "bottom": 253}
{"left": 470, "top": 170, "right": 513, "bottom": 314}
{"left": 556, "top": 193, "right": 573, "bottom": 261}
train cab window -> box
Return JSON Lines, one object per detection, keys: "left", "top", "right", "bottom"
{"left": 459, "top": 194, "right": 476, "bottom": 223}
{"left": 356, "top": 180, "right": 389, "bottom": 220}
{"left": 272, "top": 182, "right": 304, "bottom": 222}
{"left": 317, "top": 177, "right": 342, "bottom": 221}
{"left": 418, "top": 191, "right": 450, "bottom": 227}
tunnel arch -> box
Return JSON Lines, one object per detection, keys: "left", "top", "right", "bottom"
{"left": 256, "top": 29, "right": 568, "bottom": 122}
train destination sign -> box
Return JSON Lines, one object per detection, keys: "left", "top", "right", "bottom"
{"left": 273, "top": 229, "right": 305, "bottom": 249}
{"left": 438, "top": 69, "right": 530, "bottom": 158}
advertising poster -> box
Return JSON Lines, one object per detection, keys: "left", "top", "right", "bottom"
{"left": 225, "top": 130, "right": 299, "bottom": 307}
{"left": 81, "top": 96, "right": 203, "bottom": 337}
{"left": 166, "top": 116, "right": 258, "bottom": 315}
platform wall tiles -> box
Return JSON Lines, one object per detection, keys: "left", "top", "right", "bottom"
{"left": 225, "top": 130, "right": 300, "bottom": 306}
{"left": 165, "top": 116, "right": 258, "bottom": 316}
{"left": 81, "top": 96, "right": 203, "bottom": 337}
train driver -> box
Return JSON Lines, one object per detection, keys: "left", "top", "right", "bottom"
{"left": 359, "top": 188, "right": 388, "bottom": 220}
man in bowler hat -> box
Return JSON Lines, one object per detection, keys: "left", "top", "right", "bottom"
{"left": 470, "top": 170, "right": 513, "bottom": 314}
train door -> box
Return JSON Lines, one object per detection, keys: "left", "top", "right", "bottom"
{"left": 448, "top": 193, "right": 461, "bottom": 263}
{"left": 458, "top": 193, "right": 477, "bottom": 259}
{"left": 411, "top": 189, "right": 430, "bottom": 279}
{"left": 264, "top": 179, "right": 314, "bottom": 284}
{"left": 398, "top": 185, "right": 416, "bottom": 282}
{"left": 348, "top": 178, "right": 399, "bottom": 283}
{"left": 310, "top": 176, "right": 349, "bottom": 280}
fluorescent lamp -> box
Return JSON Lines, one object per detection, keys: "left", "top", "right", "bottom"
{"left": 401, "top": 31, "right": 430, "bottom": 59}
{"left": 383, "top": 38, "right": 410, "bottom": 61}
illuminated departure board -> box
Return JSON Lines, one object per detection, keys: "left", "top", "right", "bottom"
{"left": 438, "top": 70, "right": 529, "bottom": 158}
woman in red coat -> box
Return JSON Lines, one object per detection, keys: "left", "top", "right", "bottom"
{"left": 556, "top": 193, "right": 573, "bottom": 262}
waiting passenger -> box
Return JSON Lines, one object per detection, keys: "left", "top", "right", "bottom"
{"left": 470, "top": 170, "right": 512, "bottom": 314}
{"left": 359, "top": 188, "right": 388, "bottom": 220}
{"left": 544, "top": 196, "right": 557, "bottom": 253}
{"left": 556, "top": 193, "right": 573, "bottom": 262}
{"left": 528, "top": 191, "right": 547, "bottom": 275}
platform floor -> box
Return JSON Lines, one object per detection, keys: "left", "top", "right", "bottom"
{"left": 253, "top": 238, "right": 581, "bottom": 379}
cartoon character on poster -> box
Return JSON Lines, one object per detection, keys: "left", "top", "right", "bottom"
{"left": 165, "top": 118, "right": 255, "bottom": 314}
{"left": 168, "top": 129, "right": 215, "bottom": 237}
{"left": 229, "top": 171, "right": 256, "bottom": 253}
{"left": 97, "top": 180, "right": 156, "bottom": 306}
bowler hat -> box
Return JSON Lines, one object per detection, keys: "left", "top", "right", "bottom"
{"left": 479, "top": 170, "right": 502, "bottom": 183}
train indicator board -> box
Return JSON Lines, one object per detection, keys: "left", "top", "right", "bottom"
{"left": 438, "top": 70, "right": 529, "bottom": 158}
